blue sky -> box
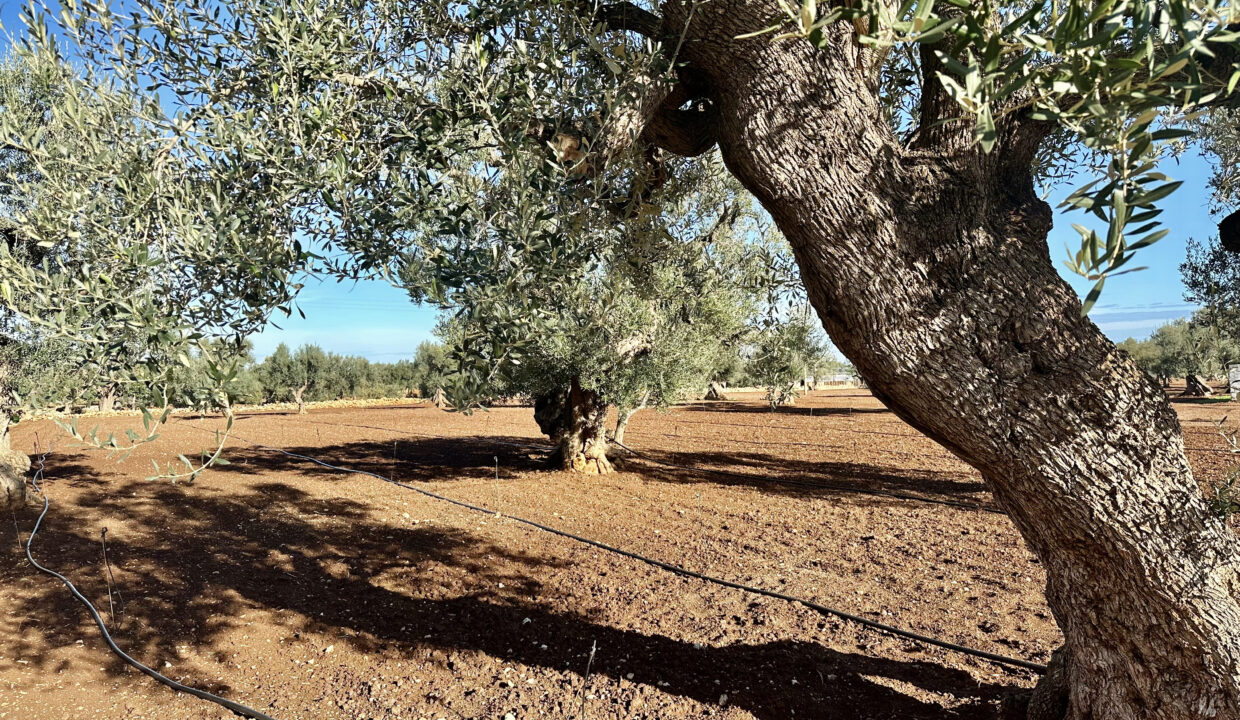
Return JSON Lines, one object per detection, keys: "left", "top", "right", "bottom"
{"left": 1051, "top": 149, "right": 1217, "bottom": 342}
{"left": 0, "top": 2, "right": 1223, "bottom": 362}
{"left": 251, "top": 280, "right": 438, "bottom": 361}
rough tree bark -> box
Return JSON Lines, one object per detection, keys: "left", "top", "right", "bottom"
{"left": 293, "top": 383, "right": 308, "bottom": 415}
{"left": 98, "top": 384, "right": 117, "bottom": 413}
{"left": 0, "top": 417, "right": 28, "bottom": 508}
{"left": 534, "top": 378, "right": 613, "bottom": 474}
{"left": 641, "top": 3, "right": 1240, "bottom": 717}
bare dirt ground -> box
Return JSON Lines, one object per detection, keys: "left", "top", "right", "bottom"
{"left": 1, "top": 385, "right": 1236, "bottom": 720}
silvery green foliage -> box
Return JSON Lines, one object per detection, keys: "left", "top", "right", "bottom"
{"left": 0, "top": 50, "right": 116, "bottom": 427}
{"left": 743, "top": 309, "right": 836, "bottom": 410}
{"left": 420, "top": 170, "right": 785, "bottom": 414}
{"left": 1193, "top": 106, "right": 1240, "bottom": 211}
{"left": 1117, "top": 315, "right": 1240, "bottom": 381}
{"left": 2, "top": 0, "right": 720, "bottom": 409}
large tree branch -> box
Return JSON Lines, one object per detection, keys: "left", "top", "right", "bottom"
{"left": 640, "top": 83, "right": 718, "bottom": 157}
{"left": 594, "top": 2, "right": 665, "bottom": 40}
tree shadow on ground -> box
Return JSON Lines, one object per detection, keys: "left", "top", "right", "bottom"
{"left": 2, "top": 461, "right": 1025, "bottom": 719}
{"left": 195, "top": 432, "right": 994, "bottom": 514}
{"left": 616, "top": 447, "right": 997, "bottom": 513}
{"left": 200, "top": 434, "right": 554, "bottom": 484}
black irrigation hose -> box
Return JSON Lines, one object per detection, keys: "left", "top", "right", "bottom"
{"left": 23, "top": 453, "right": 279, "bottom": 720}
{"left": 220, "top": 429, "right": 1047, "bottom": 674}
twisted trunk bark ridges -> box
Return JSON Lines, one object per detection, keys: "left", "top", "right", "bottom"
{"left": 534, "top": 379, "right": 613, "bottom": 474}
{"left": 661, "top": 3, "right": 1240, "bottom": 717}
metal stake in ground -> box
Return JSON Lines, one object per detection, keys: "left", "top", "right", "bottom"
{"left": 101, "top": 527, "right": 124, "bottom": 627}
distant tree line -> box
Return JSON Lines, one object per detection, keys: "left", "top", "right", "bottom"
{"left": 13, "top": 321, "right": 854, "bottom": 418}
{"left": 14, "top": 341, "right": 453, "bottom": 415}
{"left": 1116, "top": 235, "right": 1240, "bottom": 389}
{"left": 1118, "top": 317, "right": 1240, "bottom": 387}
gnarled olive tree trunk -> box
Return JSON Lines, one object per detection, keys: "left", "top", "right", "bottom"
{"left": 292, "top": 382, "right": 308, "bottom": 415}
{"left": 655, "top": 3, "right": 1240, "bottom": 717}
{"left": 98, "top": 384, "right": 118, "bottom": 413}
{"left": 534, "top": 378, "right": 613, "bottom": 474}
{"left": 0, "top": 417, "right": 28, "bottom": 508}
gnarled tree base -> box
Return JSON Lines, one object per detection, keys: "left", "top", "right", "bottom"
{"left": 0, "top": 448, "right": 29, "bottom": 508}
{"left": 535, "top": 380, "right": 614, "bottom": 475}
{"left": 1183, "top": 375, "right": 1215, "bottom": 397}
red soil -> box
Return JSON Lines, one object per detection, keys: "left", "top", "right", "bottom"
{"left": 1, "top": 387, "right": 1235, "bottom": 719}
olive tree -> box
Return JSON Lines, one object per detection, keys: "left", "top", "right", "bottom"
{"left": 417, "top": 177, "right": 774, "bottom": 471}
{"left": 256, "top": 343, "right": 333, "bottom": 413}
{"left": 5, "top": 0, "right": 1240, "bottom": 715}
{"left": 0, "top": 49, "right": 138, "bottom": 503}
{"left": 744, "top": 310, "right": 833, "bottom": 409}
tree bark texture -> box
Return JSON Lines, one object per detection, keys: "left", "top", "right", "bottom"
{"left": 98, "top": 385, "right": 117, "bottom": 413}
{"left": 0, "top": 419, "right": 27, "bottom": 508}
{"left": 534, "top": 379, "right": 613, "bottom": 474}
{"left": 657, "top": 2, "right": 1240, "bottom": 717}
{"left": 293, "top": 384, "right": 308, "bottom": 415}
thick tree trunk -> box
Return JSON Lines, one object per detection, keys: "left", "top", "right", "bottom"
{"left": 662, "top": 4, "right": 1240, "bottom": 717}
{"left": 534, "top": 379, "right": 613, "bottom": 474}
{"left": 0, "top": 419, "right": 28, "bottom": 508}
{"left": 293, "top": 384, "right": 307, "bottom": 415}
{"left": 704, "top": 381, "right": 728, "bottom": 401}
{"left": 98, "top": 385, "right": 117, "bottom": 413}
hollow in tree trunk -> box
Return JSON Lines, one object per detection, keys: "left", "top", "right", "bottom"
{"left": 534, "top": 379, "right": 613, "bottom": 474}
{"left": 0, "top": 418, "right": 27, "bottom": 508}
{"left": 651, "top": 3, "right": 1240, "bottom": 716}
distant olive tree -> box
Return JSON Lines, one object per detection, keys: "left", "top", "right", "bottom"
{"left": 744, "top": 310, "right": 834, "bottom": 410}
{"left": 417, "top": 181, "right": 782, "bottom": 472}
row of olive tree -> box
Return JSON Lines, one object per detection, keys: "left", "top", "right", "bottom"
{"left": 1118, "top": 316, "right": 1240, "bottom": 387}
{"left": 6, "top": 339, "right": 455, "bottom": 417}
{"left": 252, "top": 342, "right": 451, "bottom": 413}
{"left": 1114, "top": 226, "right": 1240, "bottom": 389}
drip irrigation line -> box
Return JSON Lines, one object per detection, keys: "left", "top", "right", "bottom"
{"left": 214, "top": 428, "right": 1046, "bottom": 674}
{"left": 23, "top": 452, "right": 279, "bottom": 720}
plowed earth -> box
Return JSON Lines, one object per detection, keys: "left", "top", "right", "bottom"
{"left": 2, "top": 387, "right": 1236, "bottom": 720}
